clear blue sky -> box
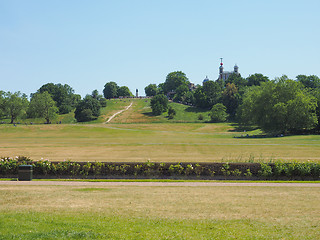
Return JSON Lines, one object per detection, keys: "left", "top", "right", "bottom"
{"left": 1, "top": 0, "right": 320, "bottom": 97}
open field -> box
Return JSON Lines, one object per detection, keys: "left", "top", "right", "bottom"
{"left": 0, "top": 122, "right": 320, "bottom": 162}
{"left": 0, "top": 182, "right": 319, "bottom": 239}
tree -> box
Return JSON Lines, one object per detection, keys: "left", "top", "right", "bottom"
{"left": 237, "top": 76, "right": 318, "bottom": 133}
{"left": 37, "top": 83, "right": 80, "bottom": 114}
{"left": 209, "top": 103, "right": 228, "bottom": 122}
{"left": 2, "top": 91, "right": 29, "bottom": 123}
{"left": 202, "top": 80, "right": 222, "bottom": 108}
{"left": 163, "top": 71, "right": 188, "bottom": 94}
{"left": 247, "top": 73, "right": 269, "bottom": 86}
{"left": 103, "top": 82, "right": 119, "bottom": 99}
{"left": 168, "top": 106, "right": 176, "bottom": 119}
{"left": 225, "top": 73, "right": 247, "bottom": 89}
{"left": 28, "top": 92, "right": 58, "bottom": 124}
{"left": 173, "top": 84, "right": 189, "bottom": 102}
{"left": 150, "top": 94, "right": 168, "bottom": 115}
{"left": 144, "top": 84, "right": 158, "bottom": 97}
{"left": 182, "top": 91, "right": 195, "bottom": 105}
{"left": 193, "top": 87, "right": 208, "bottom": 109}
{"left": 92, "top": 90, "right": 107, "bottom": 107}
{"left": 74, "top": 95, "right": 101, "bottom": 122}
{"left": 296, "top": 75, "right": 320, "bottom": 89}
{"left": 222, "top": 83, "right": 240, "bottom": 119}
{"left": 117, "top": 86, "right": 133, "bottom": 97}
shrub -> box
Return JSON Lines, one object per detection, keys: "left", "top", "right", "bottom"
{"left": 258, "top": 163, "right": 273, "bottom": 179}
{"left": 221, "top": 163, "right": 231, "bottom": 176}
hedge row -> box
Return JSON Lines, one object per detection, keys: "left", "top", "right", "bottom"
{"left": 1, "top": 157, "right": 320, "bottom": 180}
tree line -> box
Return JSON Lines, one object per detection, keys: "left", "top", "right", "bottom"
{"left": 0, "top": 81, "right": 134, "bottom": 123}
{"left": 145, "top": 71, "right": 320, "bottom": 134}
{"left": 1, "top": 72, "right": 320, "bottom": 134}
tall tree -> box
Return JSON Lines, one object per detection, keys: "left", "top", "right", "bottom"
{"left": 150, "top": 94, "right": 169, "bottom": 115}
{"left": 144, "top": 84, "right": 158, "bottom": 97}
{"left": 2, "top": 92, "right": 29, "bottom": 123}
{"left": 74, "top": 95, "right": 101, "bottom": 122}
{"left": 247, "top": 73, "right": 269, "bottom": 86}
{"left": 117, "top": 86, "right": 133, "bottom": 97}
{"left": 163, "top": 71, "right": 188, "bottom": 94}
{"left": 103, "top": 82, "right": 119, "bottom": 99}
{"left": 296, "top": 75, "right": 320, "bottom": 89}
{"left": 237, "top": 76, "right": 318, "bottom": 134}
{"left": 222, "top": 83, "right": 240, "bottom": 118}
{"left": 28, "top": 92, "right": 58, "bottom": 124}
{"left": 37, "top": 83, "right": 80, "bottom": 114}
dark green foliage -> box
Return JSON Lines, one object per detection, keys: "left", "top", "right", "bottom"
{"left": 210, "top": 103, "right": 228, "bottom": 122}
{"left": 2, "top": 91, "right": 29, "bottom": 123}
{"left": 1, "top": 157, "right": 320, "bottom": 180}
{"left": 74, "top": 95, "right": 101, "bottom": 122}
{"left": 163, "top": 71, "right": 188, "bottom": 94}
{"left": 168, "top": 106, "right": 176, "bottom": 119}
{"left": 150, "top": 94, "right": 168, "bottom": 115}
{"left": 247, "top": 73, "right": 269, "bottom": 86}
{"left": 117, "top": 86, "right": 133, "bottom": 97}
{"left": 144, "top": 84, "right": 158, "bottom": 97}
{"left": 296, "top": 75, "right": 320, "bottom": 89}
{"left": 238, "top": 76, "right": 318, "bottom": 133}
{"left": 28, "top": 92, "right": 59, "bottom": 124}
{"left": 37, "top": 83, "right": 80, "bottom": 114}
{"left": 258, "top": 163, "right": 273, "bottom": 179}
{"left": 103, "top": 82, "right": 119, "bottom": 99}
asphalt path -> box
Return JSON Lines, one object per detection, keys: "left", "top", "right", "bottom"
{"left": 1, "top": 181, "right": 319, "bottom": 187}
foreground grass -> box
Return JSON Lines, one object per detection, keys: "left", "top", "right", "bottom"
{"left": 0, "top": 185, "right": 319, "bottom": 239}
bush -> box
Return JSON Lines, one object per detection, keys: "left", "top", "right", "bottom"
{"left": 150, "top": 94, "right": 168, "bottom": 115}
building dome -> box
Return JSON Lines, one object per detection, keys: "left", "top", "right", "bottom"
{"left": 203, "top": 76, "right": 209, "bottom": 84}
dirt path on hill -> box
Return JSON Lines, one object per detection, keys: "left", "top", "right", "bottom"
{"left": 0, "top": 181, "right": 319, "bottom": 187}
{"left": 106, "top": 102, "right": 133, "bottom": 123}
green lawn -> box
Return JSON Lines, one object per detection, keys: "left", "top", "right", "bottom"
{"left": 0, "top": 122, "right": 320, "bottom": 162}
{"left": 0, "top": 184, "right": 319, "bottom": 239}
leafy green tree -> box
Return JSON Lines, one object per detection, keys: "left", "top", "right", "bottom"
{"left": 74, "top": 95, "right": 101, "bottom": 122}
{"left": 0, "top": 91, "right": 6, "bottom": 118}
{"left": 150, "top": 94, "right": 168, "bottom": 115}
{"left": 38, "top": 83, "right": 80, "bottom": 114}
{"left": 247, "top": 73, "right": 269, "bottom": 86}
{"left": 117, "top": 86, "right": 133, "bottom": 97}
{"left": 91, "top": 90, "right": 107, "bottom": 107}
{"left": 2, "top": 92, "right": 29, "bottom": 123}
{"left": 28, "top": 92, "right": 58, "bottom": 124}
{"left": 182, "top": 91, "right": 195, "bottom": 105}
{"left": 193, "top": 87, "right": 208, "bottom": 109}
{"left": 103, "top": 82, "right": 119, "bottom": 99}
{"left": 157, "top": 83, "right": 165, "bottom": 95}
{"left": 210, "top": 103, "right": 228, "bottom": 122}
{"left": 237, "top": 76, "right": 318, "bottom": 133}
{"left": 296, "top": 75, "right": 320, "bottom": 89}
{"left": 168, "top": 106, "right": 176, "bottom": 119}
{"left": 202, "top": 80, "right": 222, "bottom": 107}
{"left": 163, "top": 71, "right": 188, "bottom": 94}
{"left": 222, "top": 83, "right": 241, "bottom": 119}
{"left": 144, "top": 84, "right": 158, "bottom": 97}
{"left": 225, "top": 73, "right": 247, "bottom": 89}
{"left": 173, "top": 84, "right": 189, "bottom": 102}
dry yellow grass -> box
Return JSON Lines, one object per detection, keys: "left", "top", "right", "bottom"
{"left": 0, "top": 184, "right": 319, "bottom": 222}
{"left": 0, "top": 123, "right": 320, "bottom": 162}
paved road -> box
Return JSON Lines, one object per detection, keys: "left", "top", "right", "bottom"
{"left": 1, "top": 181, "right": 319, "bottom": 187}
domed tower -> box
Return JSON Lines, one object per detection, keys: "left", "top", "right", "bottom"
{"left": 219, "top": 58, "right": 224, "bottom": 80}
{"left": 203, "top": 76, "right": 209, "bottom": 85}
{"left": 234, "top": 64, "right": 239, "bottom": 74}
